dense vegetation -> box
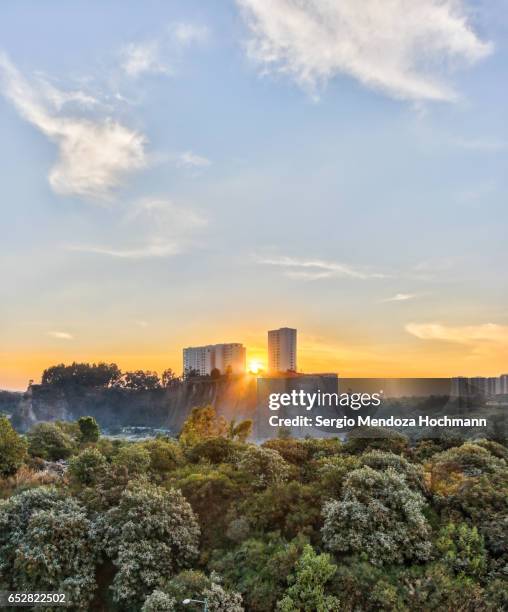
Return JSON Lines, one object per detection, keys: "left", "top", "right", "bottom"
{"left": 0, "top": 410, "right": 507, "bottom": 611}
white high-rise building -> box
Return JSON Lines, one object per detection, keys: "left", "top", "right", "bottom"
{"left": 268, "top": 327, "right": 297, "bottom": 373}
{"left": 183, "top": 343, "right": 246, "bottom": 376}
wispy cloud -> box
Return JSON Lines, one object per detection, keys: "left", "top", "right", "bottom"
{"left": 171, "top": 22, "right": 209, "bottom": 46}
{"left": 382, "top": 293, "right": 417, "bottom": 303}
{"left": 67, "top": 197, "right": 206, "bottom": 259}
{"left": 406, "top": 322, "right": 508, "bottom": 344}
{"left": 0, "top": 53, "right": 147, "bottom": 199}
{"left": 255, "top": 255, "right": 387, "bottom": 280}
{"left": 67, "top": 242, "right": 180, "bottom": 259}
{"left": 47, "top": 331, "right": 73, "bottom": 340}
{"left": 121, "top": 22, "right": 209, "bottom": 78}
{"left": 177, "top": 151, "right": 211, "bottom": 169}
{"left": 121, "top": 41, "right": 169, "bottom": 78}
{"left": 237, "top": 0, "right": 492, "bottom": 101}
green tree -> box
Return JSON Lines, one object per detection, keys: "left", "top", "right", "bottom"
{"left": 161, "top": 368, "right": 178, "bottom": 388}
{"left": 113, "top": 443, "right": 151, "bottom": 476}
{"left": 277, "top": 544, "right": 340, "bottom": 612}
{"left": 0, "top": 415, "right": 27, "bottom": 476}
{"left": 360, "top": 449, "right": 426, "bottom": 491}
{"left": 68, "top": 448, "right": 108, "bottom": 486}
{"left": 13, "top": 498, "right": 97, "bottom": 609}
{"left": 119, "top": 370, "right": 161, "bottom": 390}
{"left": 436, "top": 522, "right": 487, "bottom": 578}
{"left": 42, "top": 362, "right": 121, "bottom": 388}
{"left": 210, "top": 534, "right": 307, "bottom": 612}
{"left": 97, "top": 481, "right": 200, "bottom": 606}
{"left": 143, "top": 571, "right": 243, "bottom": 612}
{"left": 78, "top": 415, "right": 100, "bottom": 443}
{"left": 0, "top": 487, "right": 97, "bottom": 609}
{"left": 180, "top": 406, "right": 228, "bottom": 446}
{"left": 27, "top": 422, "right": 75, "bottom": 460}
{"left": 322, "top": 466, "right": 432, "bottom": 565}
{"left": 143, "top": 438, "right": 183, "bottom": 474}
{"left": 237, "top": 446, "right": 291, "bottom": 489}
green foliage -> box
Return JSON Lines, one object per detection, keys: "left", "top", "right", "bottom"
{"left": 228, "top": 418, "right": 253, "bottom": 443}
{"left": 237, "top": 445, "right": 291, "bottom": 489}
{"left": 143, "top": 437, "right": 183, "bottom": 474}
{"left": 210, "top": 534, "right": 307, "bottom": 612}
{"left": 27, "top": 421, "right": 75, "bottom": 460}
{"left": 0, "top": 415, "right": 27, "bottom": 476}
{"left": 187, "top": 436, "right": 241, "bottom": 464}
{"left": 277, "top": 544, "right": 340, "bottom": 611}
{"left": 14, "top": 498, "right": 97, "bottom": 609}
{"left": 78, "top": 415, "right": 100, "bottom": 443}
{"left": 0, "top": 487, "right": 97, "bottom": 609}
{"left": 118, "top": 369, "right": 161, "bottom": 390}
{"left": 42, "top": 361, "right": 121, "bottom": 388}
{"left": 180, "top": 406, "right": 228, "bottom": 446}
{"left": 242, "top": 481, "right": 322, "bottom": 541}
{"left": 436, "top": 522, "right": 487, "bottom": 578}
{"left": 360, "top": 449, "right": 426, "bottom": 491}
{"left": 144, "top": 570, "right": 244, "bottom": 612}
{"left": 166, "top": 463, "right": 241, "bottom": 551}
{"left": 2, "top": 417, "right": 507, "bottom": 610}
{"left": 112, "top": 443, "right": 151, "bottom": 476}
{"left": 68, "top": 448, "right": 108, "bottom": 486}
{"left": 97, "top": 481, "right": 200, "bottom": 606}
{"left": 322, "top": 466, "right": 432, "bottom": 565}
{"left": 343, "top": 426, "right": 409, "bottom": 455}
{"left": 262, "top": 438, "right": 312, "bottom": 466}
{"left": 315, "top": 454, "right": 361, "bottom": 498}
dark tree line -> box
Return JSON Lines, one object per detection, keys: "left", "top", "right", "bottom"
{"left": 41, "top": 362, "right": 180, "bottom": 391}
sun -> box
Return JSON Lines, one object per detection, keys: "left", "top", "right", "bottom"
{"left": 248, "top": 360, "right": 263, "bottom": 374}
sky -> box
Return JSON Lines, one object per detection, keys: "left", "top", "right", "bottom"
{"left": 1, "top": 0, "right": 507, "bottom": 390}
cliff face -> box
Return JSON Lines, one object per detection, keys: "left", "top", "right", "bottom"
{"left": 13, "top": 377, "right": 259, "bottom": 434}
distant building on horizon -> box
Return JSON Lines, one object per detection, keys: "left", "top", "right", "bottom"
{"left": 451, "top": 373, "right": 508, "bottom": 398}
{"left": 183, "top": 343, "right": 246, "bottom": 377}
{"left": 268, "top": 327, "right": 297, "bottom": 373}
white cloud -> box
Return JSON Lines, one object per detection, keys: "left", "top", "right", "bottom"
{"left": 177, "top": 151, "right": 211, "bottom": 168}
{"left": 67, "top": 197, "right": 206, "bottom": 259}
{"left": 237, "top": 0, "right": 492, "bottom": 101}
{"left": 121, "top": 22, "right": 209, "bottom": 78}
{"left": 67, "top": 242, "right": 180, "bottom": 259}
{"left": 405, "top": 322, "right": 508, "bottom": 344}
{"left": 0, "top": 53, "right": 147, "bottom": 199}
{"left": 382, "top": 293, "right": 417, "bottom": 302}
{"left": 48, "top": 331, "right": 73, "bottom": 340}
{"left": 121, "top": 41, "right": 169, "bottom": 78}
{"left": 255, "top": 255, "right": 387, "bottom": 280}
{"left": 172, "top": 22, "right": 209, "bottom": 46}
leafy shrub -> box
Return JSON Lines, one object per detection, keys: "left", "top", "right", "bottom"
{"left": 360, "top": 449, "right": 426, "bottom": 491}
{"left": 322, "top": 466, "right": 432, "bottom": 565}
{"left": 112, "top": 443, "right": 151, "bottom": 476}
{"left": 0, "top": 416, "right": 27, "bottom": 476}
{"left": 277, "top": 544, "right": 340, "bottom": 612}
{"left": 27, "top": 422, "right": 75, "bottom": 460}
{"left": 187, "top": 437, "right": 240, "bottom": 464}
{"left": 237, "top": 446, "right": 291, "bottom": 489}
{"left": 0, "top": 487, "right": 97, "bottom": 609}
{"left": 143, "top": 437, "right": 183, "bottom": 473}
{"left": 436, "top": 522, "right": 487, "bottom": 578}
{"left": 97, "top": 481, "right": 200, "bottom": 605}
{"left": 68, "top": 448, "right": 108, "bottom": 486}
{"left": 77, "top": 416, "right": 100, "bottom": 443}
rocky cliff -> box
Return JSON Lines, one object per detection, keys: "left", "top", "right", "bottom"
{"left": 13, "top": 376, "right": 259, "bottom": 434}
